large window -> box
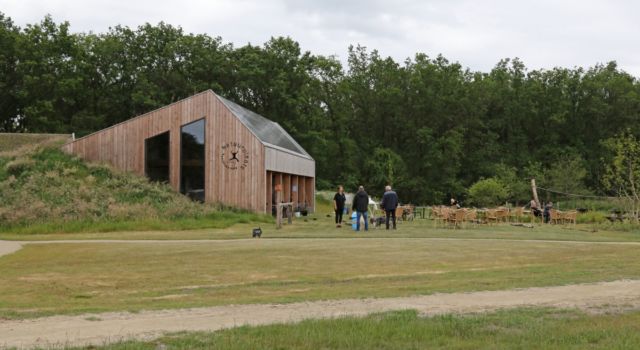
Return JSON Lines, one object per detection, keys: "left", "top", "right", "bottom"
{"left": 180, "top": 119, "right": 205, "bottom": 201}
{"left": 144, "top": 131, "right": 170, "bottom": 183}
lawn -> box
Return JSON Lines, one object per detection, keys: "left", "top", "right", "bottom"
{"left": 1, "top": 228, "right": 640, "bottom": 319}
{"left": 61, "top": 308, "right": 640, "bottom": 350}
{"left": 2, "top": 215, "right": 639, "bottom": 242}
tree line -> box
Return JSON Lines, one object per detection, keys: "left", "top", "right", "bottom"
{"left": 2, "top": 13, "right": 640, "bottom": 205}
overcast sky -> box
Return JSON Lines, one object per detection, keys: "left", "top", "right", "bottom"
{"left": 2, "top": 0, "right": 640, "bottom": 77}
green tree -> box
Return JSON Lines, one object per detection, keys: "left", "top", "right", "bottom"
{"left": 0, "top": 12, "right": 20, "bottom": 131}
{"left": 545, "top": 154, "right": 590, "bottom": 195}
{"left": 468, "top": 178, "right": 509, "bottom": 207}
{"left": 14, "top": 15, "right": 86, "bottom": 132}
{"left": 493, "top": 164, "right": 530, "bottom": 204}
{"left": 602, "top": 131, "right": 640, "bottom": 222}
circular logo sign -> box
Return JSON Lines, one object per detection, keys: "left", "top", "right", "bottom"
{"left": 221, "top": 142, "right": 249, "bottom": 170}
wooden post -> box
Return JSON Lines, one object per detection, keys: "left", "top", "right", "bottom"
{"left": 276, "top": 201, "right": 293, "bottom": 229}
{"left": 276, "top": 204, "right": 282, "bottom": 229}
{"left": 531, "top": 178, "right": 541, "bottom": 208}
{"left": 275, "top": 185, "right": 283, "bottom": 229}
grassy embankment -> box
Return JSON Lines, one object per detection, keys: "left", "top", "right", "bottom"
{"left": 0, "top": 134, "right": 271, "bottom": 234}
{"left": 57, "top": 308, "right": 640, "bottom": 350}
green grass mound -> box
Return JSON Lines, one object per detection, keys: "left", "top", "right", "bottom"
{"left": 0, "top": 132, "right": 71, "bottom": 155}
{"left": 0, "top": 145, "right": 270, "bottom": 234}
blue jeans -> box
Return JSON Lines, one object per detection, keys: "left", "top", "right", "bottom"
{"left": 356, "top": 211, "right": 368, "bottom": 231}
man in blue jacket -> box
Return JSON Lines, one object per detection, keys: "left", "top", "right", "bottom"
{"left": 352, "top": 186, "right": 369, "bottom": 231}
{"left": 381, "top": 185, "right": 399, "bottom": 230}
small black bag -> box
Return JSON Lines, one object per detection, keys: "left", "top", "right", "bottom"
{"left": 252, "top": 227, "right": 262, "bottom": 238}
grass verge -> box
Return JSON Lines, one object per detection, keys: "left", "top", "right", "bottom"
{"left": 55, "top": 308, "right": 640, "bottom": 349}
{"left": 0, "top": 211, "right": 272, "bottom": 235}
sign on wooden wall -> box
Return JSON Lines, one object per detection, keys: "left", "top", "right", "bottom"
{"left": 220, "top": 142, "right": 249, "bottom": 170}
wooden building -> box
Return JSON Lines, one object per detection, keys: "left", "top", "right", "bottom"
{"left": 62, "top": 90, "right": 315, "bottom": 214}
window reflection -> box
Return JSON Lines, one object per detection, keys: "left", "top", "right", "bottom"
{"left": 181, "top": 119, "right": 205, "bottom": 202}
{"left": 145, "top": 131, "right": 170, "bottom": 183}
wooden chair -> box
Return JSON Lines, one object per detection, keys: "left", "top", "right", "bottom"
{"left": 549, "top": 209, "right": 562, "bottom": 225}
{"left": 395, "top": 206, "right": 405, "bottom": 222}
{"left": 496, "top": 208, "right": 510, "bottom": 223}
{"left": 562, "top": 211, "right": 578, "bottom": 225}
{"left": 509, "top": 207, "right": 524, "bottom": 223}
{"left": 464, "top": 209, "right": 478, "bottom": 226}
{"left": 485, "top": 209, "right": 498, "bottom": 225}
{"left": 434, "top": 206, "right": 450, "bottom": 228}
{"left": 403, "top": 205, "right": 415, "bottom": 221}
{"left": 447, "top": 209, "right": 466, "bottom": 229}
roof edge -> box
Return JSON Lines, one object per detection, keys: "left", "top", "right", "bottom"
{"left": 214, "top": 93, "right": 312, "bottom": 159}
{"left": 264, "top": 142, "right": 314, "bottom": 161}
{"left": 63, "top": 90, "right": 214, "bottom": 146}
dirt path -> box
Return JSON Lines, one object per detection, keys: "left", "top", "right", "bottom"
{"left": 9, "top": 237, "right": 640, "bottom": 246}
{"left": 2, "top": 279, "right": 640, "bottom": 349}
{"left": 0, "top": 241, "right": 22, "bottom": 258}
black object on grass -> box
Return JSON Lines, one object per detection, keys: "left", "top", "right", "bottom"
{"left": 252, "top": 227, "right": 262, "bottom": 238}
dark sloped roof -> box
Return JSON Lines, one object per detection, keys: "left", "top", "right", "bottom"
{"left": 216, "top": 94, "right": 311, "bottom": 158}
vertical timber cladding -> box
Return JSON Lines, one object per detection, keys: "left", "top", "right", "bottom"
{"left": 209, "top": 95, "right": 266, "bottom": 212}
{"left": 62, "top": 90, "right": 312, "bottom": 213}
{"left": 62, "top": 91, "right": 212, "bottom": 183}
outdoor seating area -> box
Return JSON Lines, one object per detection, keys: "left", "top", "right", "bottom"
{"left": 371, "top": 205, "right": 416, "bottom": 225}
{"left": 427, "top": 206, "right": 578, "bottom": 229}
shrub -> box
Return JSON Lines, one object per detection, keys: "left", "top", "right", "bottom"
{"left": 468, "top": 178, "right": 509, "bottom": 207}
{"left": 577, "top": 211, "right": 607, "bottom": 224}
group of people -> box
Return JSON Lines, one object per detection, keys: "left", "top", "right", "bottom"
{"left": 529, "top": 198, "right": 554, "bottom": 223}
{"left": 332, "top": 185, "right": 399, "bottom": 231}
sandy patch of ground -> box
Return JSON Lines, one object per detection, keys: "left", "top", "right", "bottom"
{"left": 0, "top": 241, "right": 22, "bottom": 258}
{"left": 1, "top": 279, "right": 639, "bottom": 349}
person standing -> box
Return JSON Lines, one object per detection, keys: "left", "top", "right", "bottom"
{"left": 381, "top": 185, "right": 399, "bottom": 230}
{"left": 333, "top": 185, "right": 346, "bottom": 228}
{"left": 352, "top": 185, "right": 369, "bottom": 231}
{"left": 530, "top": 198, "right": 541, "bottom": 217}
{"left": 543, "top": 201, "right": 553, "bottom": 223}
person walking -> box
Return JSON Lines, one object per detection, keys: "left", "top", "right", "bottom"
{"left": 333, "top": 185, "right": 346, "bottom": 228}
{"left": 351, "top": 185, "right": 369, "bottom": 231}
{"left": 381, "top": 185, "right": 399, "bottom": 230}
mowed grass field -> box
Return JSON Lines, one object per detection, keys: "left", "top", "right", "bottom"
{"left": 1, "top": 219, "right": 640, "bottom": 320}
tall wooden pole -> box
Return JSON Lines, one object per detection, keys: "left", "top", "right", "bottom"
{"left": 531, "top": 178, "right": 541, "bottom": 208}
{"left": 276, "top": 188, "right": 282, "bottom": 229}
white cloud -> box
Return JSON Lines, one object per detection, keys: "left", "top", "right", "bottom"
{"left": 1, "top": 0, "right": 639, "bottom": 76}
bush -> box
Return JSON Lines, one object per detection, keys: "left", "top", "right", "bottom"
{"left": 577, "top": 211, "right": 607, "bottom": 224}
{"left": 468, "top": 178, "right": 509, "bottom": 207}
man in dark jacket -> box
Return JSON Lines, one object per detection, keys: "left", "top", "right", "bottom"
{"left": 352, "top": 185, "right": 369, "bottom": 231}
{"left": 381, "top": 185, "right": 399, "bottom": 230}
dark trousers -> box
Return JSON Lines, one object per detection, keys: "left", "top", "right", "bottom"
{"left": 543, "top": 210, "right": 550, "bottom": 223}
{"left": 335, "top": 208, "right": 344, "bottom": 224}
{"left": 385, "top": 209, "right": 396, "bottom": 229}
